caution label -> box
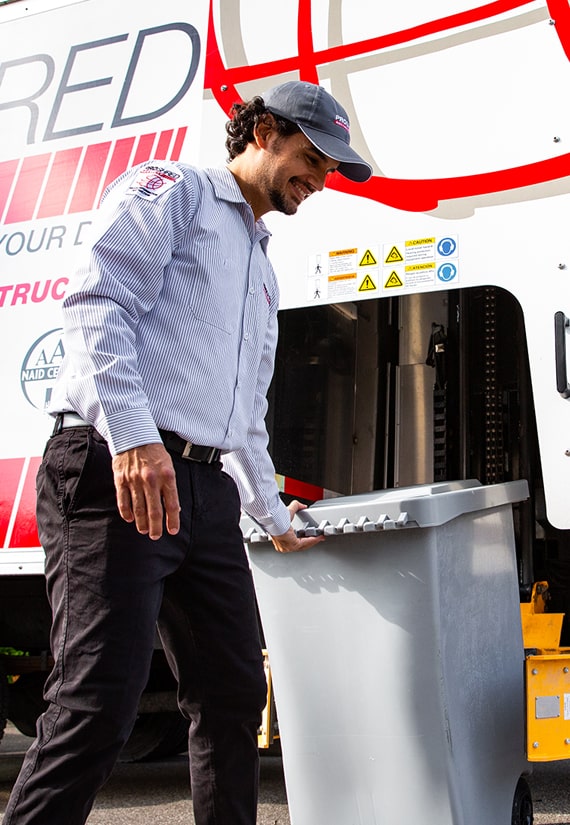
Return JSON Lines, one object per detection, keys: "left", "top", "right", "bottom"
{"left": 359, "top": 274, "right": 377, "bottom": 292}
{"left": 306, "top": 235, "right": 458, "bottom": 304}
{"left": 405, "top": 237, "right": 435, "bottom": 263}
{"left": 328, "top": 272, "right": 357, "bottom": 299}
{"left": 405, "top": 262, "right": 435, "bottom": 288}
{"left": 384, "top": 271, "right": 403, "bottom": 288}
{"left": 359, "top": 249, "right": 378, "bottom": 267}
{"left": 329, "top": 248, "right": 357, "bottom": 275}
{"left": 385, "top": 245, "right": 404, "bottom": 264}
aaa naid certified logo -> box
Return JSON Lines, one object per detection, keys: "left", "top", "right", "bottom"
{"left": 21, "top": 328, "right": 64, "bottom": 409}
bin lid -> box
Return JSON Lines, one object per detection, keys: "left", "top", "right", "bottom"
{"left": 241, "top": 479, "right": 529, "bottom": 542}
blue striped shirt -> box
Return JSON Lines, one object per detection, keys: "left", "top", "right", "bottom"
{"left": 50, "top": 162, "right": 292, "bottom": 536}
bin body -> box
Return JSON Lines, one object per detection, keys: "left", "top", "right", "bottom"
{"left": 245, "top": 480, "right": 528, "bottom": 825}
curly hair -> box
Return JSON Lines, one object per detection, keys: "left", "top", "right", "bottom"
{"left": 225, "top": 96, "right": 300, "bottom": 160}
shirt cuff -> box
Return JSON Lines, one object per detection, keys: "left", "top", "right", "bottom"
{"left": 96, "top": 408, "right": 162, "bottom": 455}
{"left": 250, "top": 500, "right": 292, "bottom": 537}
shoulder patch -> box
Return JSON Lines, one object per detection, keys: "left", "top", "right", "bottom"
{"left": 127, "top": 163, "right": 184, "bottom": 201}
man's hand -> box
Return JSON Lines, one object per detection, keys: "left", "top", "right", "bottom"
{"left": 270, "top": 500, "right": 325, "bottom": 553}
{"left": 112, "top": 443, "right": 181, "bottom": 540}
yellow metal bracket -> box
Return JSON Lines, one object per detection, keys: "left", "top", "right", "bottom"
{"left": 522, "top": 582, "right": 570, "bottom": 760}
{"left": 257, "top": 650, "right": 279, "bottom": 749}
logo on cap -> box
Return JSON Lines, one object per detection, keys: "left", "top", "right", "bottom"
{"left": 334, "top": 114, "right": 350, "bottom": 133}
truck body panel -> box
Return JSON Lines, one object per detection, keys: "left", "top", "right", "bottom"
{"left": 2, "top": 0, "right": 570, "bottom": 767}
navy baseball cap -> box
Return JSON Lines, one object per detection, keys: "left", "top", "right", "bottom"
{"left": 262, "top": 81, "right": 373, "bottom": 183}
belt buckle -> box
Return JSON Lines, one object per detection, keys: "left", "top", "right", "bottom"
{"left": 181, "top": 441, "right": 195, "bottom": 460}
{"left": 181, "top": 442, "right": 218, "bottom": 463}
{"left": 204, "top": 447, "right": 218, "bottom": 463}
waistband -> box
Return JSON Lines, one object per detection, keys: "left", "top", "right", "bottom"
{"left": 158, "top": 430, "right": 221, "bottom": 464}
{"left": 52, "top": 415, "right": 221, "bottom": 464}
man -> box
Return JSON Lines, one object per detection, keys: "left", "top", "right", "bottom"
{"left": 3, "top": 81, "right": 372, "bottom": 825}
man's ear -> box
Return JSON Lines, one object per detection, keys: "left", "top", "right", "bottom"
{"left": 254, "top": 113, "right": 276, "bottom": 148}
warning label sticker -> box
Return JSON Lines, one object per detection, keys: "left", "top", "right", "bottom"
{"left": 306, "top": 238, "right": 456, "bottom": 302}
{"left": 385, "top": 245, "right": 404, "bottom": 264}
{"left": 359, "top": 249, "right": 378, "bottom": 267}
{"left": 382, "top": 235, "right": 458, "bottom": 291}
{"left": 328, "top": 272, "right": 357, "bottom": 299}
{"left": 405, "top": 262, "right": 435, "bottom": 288}
{"left": 306, "top": 246, "right": 379, "bottom": 302}
{"left": 329, "top": 248, "right": 358, "bottom": 274}
{"left": 384, "top": 271, "right": 403, "bottom": 289}
{"left": 359, "top": 273, "right": 377, "bottom": 292}
{"left": 405, "top": 237, "right": 435, "bottom": 263}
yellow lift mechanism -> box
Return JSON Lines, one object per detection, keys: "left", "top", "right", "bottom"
{"left": 522, "top": 581, "right": 570, "bottom": 761}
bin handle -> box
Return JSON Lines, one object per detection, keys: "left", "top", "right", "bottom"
{"left": 554, "top": 311, "right": 570, "bottom": 398}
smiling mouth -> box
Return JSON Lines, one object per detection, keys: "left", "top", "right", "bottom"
{"left": 292, "top": 180, "right": 314, "bottom": 201}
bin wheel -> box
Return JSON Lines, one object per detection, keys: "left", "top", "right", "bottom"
{"left": 512, "top": 776, "right": 533, "bottom": 825}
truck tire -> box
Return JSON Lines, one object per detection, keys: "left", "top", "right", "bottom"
{"left": 119, "top": 712, "right": 189, "bottom": 762}
{"left": 512, "top": 776, "right": 533, "bottom": 825}
{"left": 7, "top": 672, "right": 46, "bottom": 737}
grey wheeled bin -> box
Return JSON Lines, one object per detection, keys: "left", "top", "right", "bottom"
{"left": 242, "top": 479, "right": 530, "bottom": 825}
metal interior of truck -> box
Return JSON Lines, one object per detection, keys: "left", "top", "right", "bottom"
{"left": 268, "top": 287, "right": 570, "bottom": 642}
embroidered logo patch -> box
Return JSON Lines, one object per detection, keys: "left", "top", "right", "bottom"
{"left": 334, "top": 114, "right": 350, "bottom": 134}
{"left": 127, "top": 163, "right": 183, "bottom": 200}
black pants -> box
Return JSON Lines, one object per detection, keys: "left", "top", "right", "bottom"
{"left": 3, "top": 426, "right": 267, "bottom": 825}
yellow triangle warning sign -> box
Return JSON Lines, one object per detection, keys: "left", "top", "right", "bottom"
{"left": 359, "top": 249, "right": 377, "bottom": 267}
{"left": 384, "top": 271, "right": 403, "bottom": 288}
{"left": 385, "top": 245, "right": 404, "bottom": 264}
{"left": 359, "top": 274, "right": 377, "bottom": 292}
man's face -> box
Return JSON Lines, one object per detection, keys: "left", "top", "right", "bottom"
{"left": 260, "top": 131, "right": 339, "bottom": 216}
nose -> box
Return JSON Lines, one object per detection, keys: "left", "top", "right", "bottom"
{"left": 313, "top": 165, "right": 329, "bottom": 191}
{"left": 315, "top": 173, "right": 327, "bottom": 191}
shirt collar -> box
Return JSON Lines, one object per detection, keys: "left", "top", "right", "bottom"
{"left": 205, "top": 166, "right": 271, "bottom": 240}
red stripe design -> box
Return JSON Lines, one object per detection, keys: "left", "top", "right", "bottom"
{"left": 170, "top": 127, "right": 188, "bottom": 161}
{"left": 0, "top": 159, "right": 19, "bottom": 219}
{"left": 10, "top": 457, "right": 42, "bottom": 549}
{"left": 0, "top": 128, "right": 191, "bottom": 224}
{"left": 99, "top": 136, "right": 136, "bottom": 196}
{"left": 0, "top": 458, "right": 25, "bottom": 547}
{"left": 4, "top": 154, "right": 50, "bottom": 223}
{"left": 297, "top": 0, "right": 319, "bottom": 84}
{"left": 37, "top": 147, "right": 83, "bottom": 219}
{"left": 155, "top": 129, "right": 174, "bottom": 160}
{"left": 68, "top": 142, "right": 112, "bottom": 214}
{"left": 132, "top": 132, "right": 157, "bottom": 166}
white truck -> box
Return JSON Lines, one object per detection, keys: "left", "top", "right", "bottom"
{"left": 1, "top": 0, "right": 570, "bottom": 777}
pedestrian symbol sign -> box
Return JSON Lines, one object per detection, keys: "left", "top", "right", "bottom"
{"left": 359, "top": 249, "right": 377, "bottom": 267}
{"left": 385, "top": 246, "right": 404, "bottom": 264}
{"left": 384, "top": 271, "right": 403, "bottom": 288}
{"left": 359, "top": 274, "right": 377, "bottom": 292}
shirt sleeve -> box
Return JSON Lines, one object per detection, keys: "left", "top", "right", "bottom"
{"left": 222, "top": 280, "right": 292, "bottom": 537}
{"left": 60, "top": 162, "right": 196, "bottom": 454}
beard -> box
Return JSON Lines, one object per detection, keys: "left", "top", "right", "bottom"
{"left": 268, "top": 186, "right": 298, "bottom": 216}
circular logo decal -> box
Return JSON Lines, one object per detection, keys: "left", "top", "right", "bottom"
{"left": 21, "top": 328, "right": 65, "bottom": 410}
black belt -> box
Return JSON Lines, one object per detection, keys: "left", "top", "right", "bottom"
{"left": 159, "top": 430, "right": 221, "bottom": 464}
{"left": 53, "top": 416, "right": 220, "bottom": 464}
